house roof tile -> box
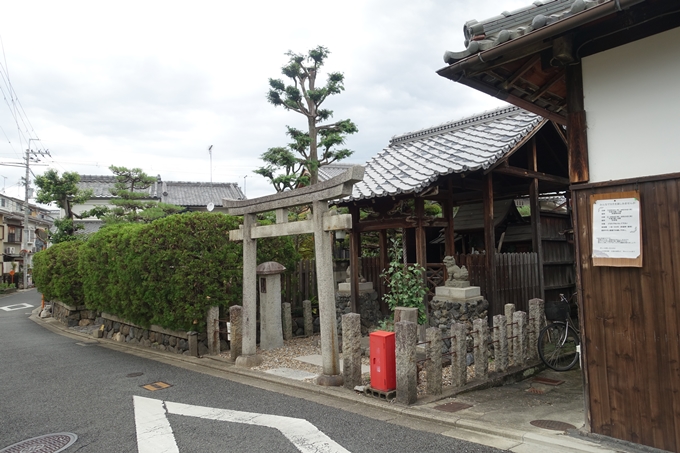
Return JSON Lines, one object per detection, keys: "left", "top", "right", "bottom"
{"left": 344, "top": 105, "right": 543, "bottom": 201}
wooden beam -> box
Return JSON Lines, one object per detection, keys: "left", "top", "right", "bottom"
{"left": 456, "top": 76, "right": 567, "bottom": 125}
{"left": 415, "top": 198, "right": 429, "bottom": 323}
{"left": 529, "top": 138, "right": 545, "bottom": 300}
{"left": 444, "top": 198, "right": 455, "bottom": 256}
{"left": 378, "top": 229, "right": 389, "bottom": 314}
{"left": 566, "top": 62, "right": 590, "bottom": 183}
{"left": 492, "top": 165, "right": 570, "bottom": 186}
{"left": 528, "top": 71, "right": 566, "bottom": 102}
{"left": 483, "top": 173, "right": 497, "bottom": 311}
{"left": 349, "top": 206, "right": 360, "bottom": 313}
{"left": 501, "top": 54, "right": 541, "bottom": 90}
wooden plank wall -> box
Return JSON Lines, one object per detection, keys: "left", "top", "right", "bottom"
{"left": 574, "top": 178, "right": 680, "bottom": 451}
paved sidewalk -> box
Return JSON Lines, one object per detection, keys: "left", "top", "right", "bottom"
{"left": 32, "top": 312, "right": 653, "bottom": 453}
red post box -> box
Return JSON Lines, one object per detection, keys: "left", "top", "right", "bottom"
{"left": 370, "top": 330, "right": 396, "bottom": 391}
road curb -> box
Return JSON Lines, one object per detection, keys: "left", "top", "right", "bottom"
{"left": 29, "top": 313, "right": 619, "bottom": 453}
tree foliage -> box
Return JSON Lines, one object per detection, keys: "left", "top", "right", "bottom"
{"left": 34, "top": 170, "right": 93, "bottom": 241}
{"left": 256, "top": 46, "right": 358, "bottom": 190}
{"left": 104, "top": 166, "right": 183, "bottom": 224}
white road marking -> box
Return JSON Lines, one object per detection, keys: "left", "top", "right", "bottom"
{"left": 133, "top": 395, "right": 350, "bottom": 453}
{"left": 0, "top": 303, "right": 33, "bottom": 311}
{"left": 133, "top": 396, "right": 179, "bottom": 453}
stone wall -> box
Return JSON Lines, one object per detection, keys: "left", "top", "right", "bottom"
{"left": 99, "top": 313, "right": 209, "bottom": 356}
{"left": 52, "top": 300, "right": 99, "bottom": 327}
{"left": 336, "top": 290, "right": 381, "bottom": 336}
{"left": 428, "top": 297, "right": 489, "bottom": 353}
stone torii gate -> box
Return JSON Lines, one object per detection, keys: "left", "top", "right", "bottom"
{"left": 223, "top": 166, "right": 364, "bottom": 386}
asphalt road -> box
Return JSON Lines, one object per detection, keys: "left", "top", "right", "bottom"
{"left": 0, "top": 290, "right": 507, "bottom": 453}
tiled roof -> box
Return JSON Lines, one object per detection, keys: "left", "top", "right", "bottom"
{"left": 78, "top": 175, "right": 245, "bottom": 207}
{"left": 347, "top": 106, "right": 543, "bottom": 201}
{"left": 444, "top": 0, "right": 601, "bottom": 64}
{"left": 318, "top": 163, "right": 357, "bottom": 181}
{"left": 160, "top": 181, "right": 244, "bottom": 207}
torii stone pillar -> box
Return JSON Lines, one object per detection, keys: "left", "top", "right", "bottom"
{"left": 223, "top": 166, "right": 364, "bottom": 387}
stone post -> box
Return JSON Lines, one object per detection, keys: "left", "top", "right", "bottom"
{"left": 395, "top": 321, "right": 417, "bottom": 405}
{"left": 451, "top": 322, "right": 467, "bottom": 387}
{"left": 426, "top": 327, "right": 442, "bottom": 396}
{"left": 513, "top": 311, "right": 527, "bottom": 366}
{"left": 229, "top": 305, "right": 242, "bottom": 362}
{"left": 312, "top": 200, "right": 343, "bottom": 386}
{"left": 473, "top": 318, "right": 488, "bottom": 380}
{"left": 505, "top": 303, "right": 515, "bottom": 362}
{"left": 235, "top": 214, "right": 262, "bottom": 368}
{"left": 528, "top": 298, "right": 544, "bottom": 361}
{"left": 493, "top": 314, "right": 508, "bottom": 373}
{"left": 342, "top": 313, "right": 362, "bottom": 390}
{"left": 257, "top": 262, "right": 286, "bottom": 350}
{"left": 282, "top": 302, "right": 293, "bottom": 341}
{"left": 303, "top": 300, "right": 314, "bottom": 337}
{"left": 207, "top": 306, "right": 220, "bottom": 355}
{"left": 394, "top": 307, "right": 418, "bottom": 324}
{"left": 188, "top": 331, "right": 198, "bottom": 357}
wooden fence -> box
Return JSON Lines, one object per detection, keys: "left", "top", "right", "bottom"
{"left": 281, "top": 252, "right": 539, "bottom": 317}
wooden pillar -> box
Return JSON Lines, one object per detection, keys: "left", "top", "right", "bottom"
{"left": 529, "top": 138, "right": 545, "bottom": 300}
{"left": 415, "top": 198, "right": 429, "bottom": 322}
{"left": 444, "top": 198, "right": 455, "bottom": 257}
{"left": 483, "top": 173, "right": 497, "bottom": 313}
{"left": 567, "top": 62, "right": 589, "bottom": 184}
{"left": 378, "top": 229, "right": 389, "bottom": 314}
{"left": 349, "top": 205, "right": 360, "bottom": 314}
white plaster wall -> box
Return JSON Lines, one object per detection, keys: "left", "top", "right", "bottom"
{"left": 582, "top": 27, "right": 680, "bottom": 183}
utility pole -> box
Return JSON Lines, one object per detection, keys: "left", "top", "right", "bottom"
{"left": 208, "top": 145, "right": 213, "bottom": 184}
{"left": 23, "top": 139, "right": 49, "bottom": 290}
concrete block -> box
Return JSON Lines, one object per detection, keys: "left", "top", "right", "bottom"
{"left": 435, "top": 286, "right": 481, "bottom": 299}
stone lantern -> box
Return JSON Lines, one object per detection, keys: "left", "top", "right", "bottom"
{"left": 256, "top": 261, "right": 286, "bottom": 350}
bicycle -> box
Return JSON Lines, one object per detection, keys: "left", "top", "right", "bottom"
{"left": 538, "top": 293, "right": 580, "bottom": 371}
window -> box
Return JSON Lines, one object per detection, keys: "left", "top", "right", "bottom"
{"left": 7, "top": 226, "right": 21, "bottom": 243}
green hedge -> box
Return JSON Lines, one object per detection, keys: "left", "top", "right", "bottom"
{"left": 70, "top": 212, "right": 298, "bottom": 331}
{"left": 33, "top": 240, "right": 85, "bottom": 305}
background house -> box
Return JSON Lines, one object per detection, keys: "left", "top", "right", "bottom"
{"left": 74, "top": 175, "right": 245, "bottom": 233}
{"left": 438, "top": 0, "right": 680, "bottom": 450}
{"left": 0, "top": 193, "right": 54, "bottom": 283}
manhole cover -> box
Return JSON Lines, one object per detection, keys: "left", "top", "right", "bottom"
{"left": 433, "top": 401, "right": 473, "bottom": 413}
{"left": 0, "top": 433, "right": 77, "bottom": 453}
{"left": 530, "top": 420, "right": 577, "bottom": 431}
{"left": 126, "top": 372, "right": 144, "bottom": 378}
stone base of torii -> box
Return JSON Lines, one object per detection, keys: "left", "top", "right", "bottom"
{"left": 223, "top": 166, "right": 364, "bottom": 386}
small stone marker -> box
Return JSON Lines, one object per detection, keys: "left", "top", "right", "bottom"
{"left": 282, "top": 302, "right": 293, "bottom": 341}
{"left": 229, "top": 305, "right": 243, "bottom": 362}
{"left": 505, "top": 303, "right": 515, "bottom": 361}
{"left": 257, "top": 261, "right": 286, "bottom": 350}
{"left": 493, "top": 314, "right": 508, "bottom": 372}
{"left": 188, "top": 331, "right": 198, "bottom": 357}
{"left": 450, "top": 322, "right": 467, "bottom": 387}
{"left": 303, "top": 300, "right": 313, "bottom": 337}
{"left": 341, "top": 313, "right": 362, "bottom": 390}
{"left": 513, "top": 311, "right": 527, "bottom": 366}
{"left": 528, "top": 298, "right": 544, "bottom": 361}
{"left": 207, "top": 306, "right": 220, "bottom": 355}
{"left": 395, "top": 321, "right": 417, "bottom": 405}
{"left": 473, "top": 318, "right": 488, "bottom": 379}
{"left": 394, "top": 306, "right": 418, "bottom": 324}
{"left": 426, "top": 327, "right": 443, "bottom": 395}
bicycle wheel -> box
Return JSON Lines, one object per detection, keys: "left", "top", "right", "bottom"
{"left": 538, "top": 322, "right": 580, "bottom": 371}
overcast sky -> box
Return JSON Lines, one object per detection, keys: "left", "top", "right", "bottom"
{"left": 0, "top": 0, "right": 530, "bottom": 203}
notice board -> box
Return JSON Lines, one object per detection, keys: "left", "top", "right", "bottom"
{"left": 590, "top": 190, "right": 642, "bottom": 267}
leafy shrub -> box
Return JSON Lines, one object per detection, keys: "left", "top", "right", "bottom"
{"left": 380, "top": 237, "right": 427, "bottom": 324}
{"left": 33, "top": 240, "right": 85, "bottom": 305}
{"left": 78, "top": 212, "right": 299, "bottom": 331}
